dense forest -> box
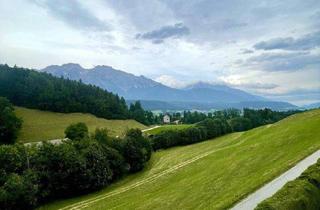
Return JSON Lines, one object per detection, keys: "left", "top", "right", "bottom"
{"left": 0, "top": 64, "right": 151, "bottom": 122}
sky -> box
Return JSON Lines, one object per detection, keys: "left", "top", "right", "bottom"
{"left": 0, "top": 0, "right": 319, "bottom": 106}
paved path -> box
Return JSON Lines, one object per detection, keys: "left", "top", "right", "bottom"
{"left": 231, "top": 150, "right": 320, "bottom": 210}
{"left": 141, "top": 125, "right": 160, "bottom": 132}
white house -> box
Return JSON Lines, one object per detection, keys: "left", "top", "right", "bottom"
{"left": 163, "top": 114, "right": 170, "bottom": 124}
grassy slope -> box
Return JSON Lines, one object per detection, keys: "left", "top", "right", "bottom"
{"left": 145, "top": 124, "right": 193, "bottom": 135}
{"left": 40, "top": 109, "right": 320, "bottom": 210}
{"left": 15, "top": 107, "right": 147, "bottom": 143}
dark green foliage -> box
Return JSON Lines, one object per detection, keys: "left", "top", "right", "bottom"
{"left": 31, "top": 142, "right": 87, "bottom": 200}
{"left": 93, "top": 128, "right": 110, "bottom": 145}
{"left": 0, "top": 123, "right": 152, "bottom": 209}
{"left": 122, "top": 129, "right": 152, "bottom": 172}
{"left": 0, "top": 65, "right": 129, "bottom": 120}
{"left": 65, "top": 122, "right": 89, "bottom": 141}
{"left": 129, "top": 101, "right": 146, "bottom": 124}
{"left": 0, "top": 170, "right": 39, "bottom": 210}
{"left": 182, "top": 111, "right": 207, "bottom": 124}
{"left": 197, "top": 118, "right": 231, "bottom": 139}
{"left": 243, "top": 108, "right": 299, "bottom": 128}
{"left": 256, "top": 159, "right": 320, "bottom": 210}
{"left": 129, "top": 101, "right": 159, "bottom": 125}
{"left": 229, "top": 117, "right": 252, "bottom": 132}
{"left": 150, "top": 108, "right": 299, "bottom": 151}
{"left": 0, "top": 97, "right": 22, "bottom": 144}
{"left": 150, "top": 126, "right": 208, "bottom": 150}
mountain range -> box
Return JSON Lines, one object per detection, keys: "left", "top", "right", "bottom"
{"left": 42, "top": 64, "right": 297, "bottom": 111}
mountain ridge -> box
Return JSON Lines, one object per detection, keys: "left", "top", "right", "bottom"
{"left": 42, "top": 63, "right": 296, "bottom": 110}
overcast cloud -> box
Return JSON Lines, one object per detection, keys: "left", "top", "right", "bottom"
{"left": 0, "top": 0, "right": 319, "bottom": 105}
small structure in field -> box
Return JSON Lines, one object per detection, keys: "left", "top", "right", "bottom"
{"left": 163, "top": 114, "right": 170, "bottom": 124}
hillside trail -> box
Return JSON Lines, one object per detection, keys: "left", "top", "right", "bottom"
{"left": 141, "top": 125, "right": 161, "bottom": 132}
{"left": 58, "top": 134, "right": 245, "bottom": 210}
{"left": 231, "top": 149, "right": 320, "bottom": 210}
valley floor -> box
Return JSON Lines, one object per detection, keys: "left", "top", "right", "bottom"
{"left": 39, "top": 109, "right": 320, "bottom": 210}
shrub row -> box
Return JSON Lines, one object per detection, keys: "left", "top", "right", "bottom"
{"left": 255, "top": 158, "right": 320, "bottom": 210}
{"left": 0, "top": 126, "right": 152, "bottom": 210}
{"left": 149, "top": 109, "right": 300, "bottom": 151}
{"left": 150, "top": 118, "right": 231, "bottom": 150}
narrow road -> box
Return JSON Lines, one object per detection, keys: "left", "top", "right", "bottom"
{"left": 141, "top": 125, "right": 160, "bottom": 132}
{"left": 231, "top": 149, "right": 320, "bottom": 210}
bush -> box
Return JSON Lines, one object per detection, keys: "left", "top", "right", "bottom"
{"left": 0, "top": 122, "right": 153, "bottom": 209}
{"left": 0, "top": 144, "right": 28, "bottom": 183}
{"left": 0, "top": 97, "right": 22, "bottom": 144}
{"left": 92, "top": 128, "right": 110, "bottom": 145}
{"left": 0, "top": 170, "right": 39, "bottom": 210}
{"left": 122, "top": 129, "right": 152, "bottom": 172}
{"left": 196, "top": 118, "right": 230, "bottom": 139}
{"left": 65, "top": 122, "right": 89, "bottom": 141}
{"left": 150, "top": 126, "right": 207, "bottom": 151}
{"left": 31, "top": 142, "right": 86, "bottom": 200}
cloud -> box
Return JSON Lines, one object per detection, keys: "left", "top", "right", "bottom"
{"left": 234, "top": 82, "right": 278, "bottom": 89}
{"left": 136, "top": 23, "right": 190, "bottom": 44}
{"left": 154, "top": 75, "right": 186, "bottom": 88}
{"left": 31, "top": 0, "right": 109, "bottom": 31}
{"left": 244, "top": 52, "right": 320, "bottom": 71}
{"left": 241, "top": 49, "right": 254, "bottom": 54}
{"left": 254, "top": 31, "right": 320, "bottom": 51}
{"left": 263, "top": 88, "right": 320, "bottom": 106}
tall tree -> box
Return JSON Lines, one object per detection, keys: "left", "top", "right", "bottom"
{"left": 0, "top": 97, "right": 22, "bottom": 144}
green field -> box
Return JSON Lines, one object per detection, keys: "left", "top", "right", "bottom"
{"left": 15, "top": 107, "right": 147, "bottom": 143}
{"left": 39, "top": 109, "right": 320, "bottom": 210}
{"left": 145, "top": 124, "right": 193, "bottom": 135}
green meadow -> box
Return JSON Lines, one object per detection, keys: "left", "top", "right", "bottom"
{"left": 15, "top": 107, "right": 147, "bottom": 143}
{"left": 145, "top": 124, "right": 193, "bottom": 135}
{"left": 39, "top": 109, "right": 320, "bottom": 210}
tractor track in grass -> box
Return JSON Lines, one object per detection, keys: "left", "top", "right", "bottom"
{"left": 58, "top": 134, "right": 245, "bottom": 210}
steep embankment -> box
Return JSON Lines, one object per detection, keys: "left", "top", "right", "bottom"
{"left": 15, "top": 107, "right": 147, "bottom": 143}
{"left": 40, "top": 109, "right": 320, "bottom": 210}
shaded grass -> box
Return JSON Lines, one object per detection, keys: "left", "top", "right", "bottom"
{"left": 39, "top": 109, "right": 320, "bottom": 210}
{"left": 15, "top": 107, "right": 147, "bottom": 143}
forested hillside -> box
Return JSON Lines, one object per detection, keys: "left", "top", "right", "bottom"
{"left": 0, "top": 64, "right": 129, "bottom": 119}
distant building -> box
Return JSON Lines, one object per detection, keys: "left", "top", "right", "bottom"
{"left": 173, "top": 120, "right": 180, "bottom": 125}
{"left": 163, "top": 114, "right": 170, "bottom": 124}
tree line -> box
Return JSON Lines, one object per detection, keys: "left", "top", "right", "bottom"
{"left": 0, "top": 123, "right": 152, "bottom": 209}
{"left": 150, "top": 108, "right": 300, "bottom": 150}
{"left": 0, "top": 65, "right": 153, "bottom": 124}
